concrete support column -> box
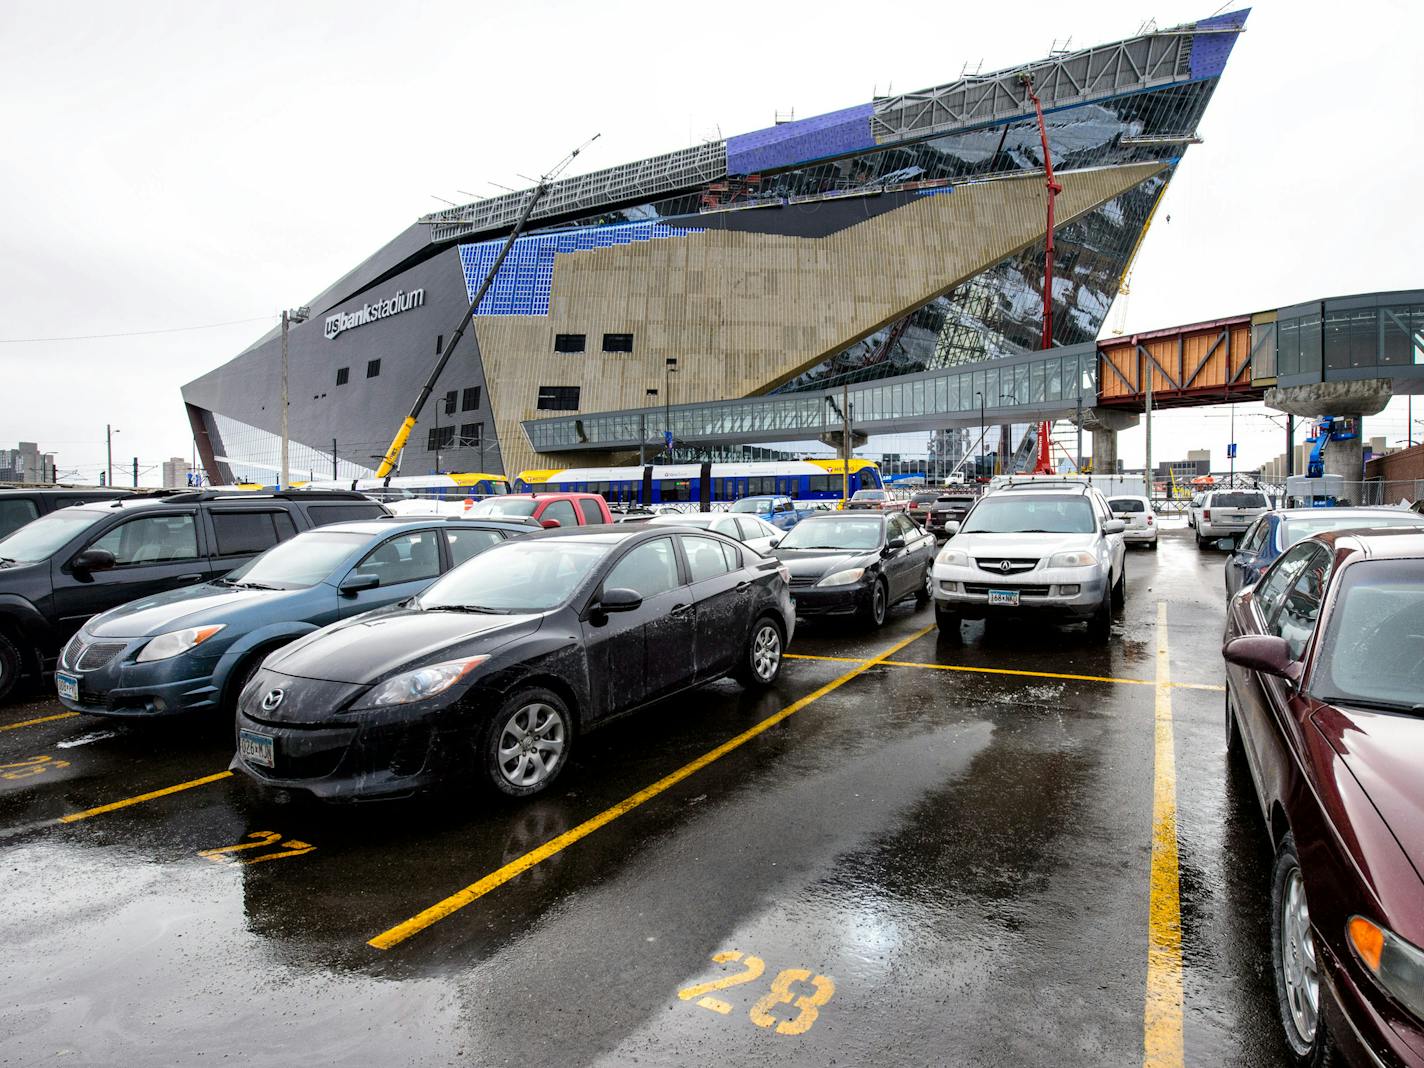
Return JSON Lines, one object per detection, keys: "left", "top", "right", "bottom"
{"left": 1073, "top": 408, "right": 1140, "bottom": 474}
{"left": 1265, "top": 380, "right": 1393, "bottom": 491}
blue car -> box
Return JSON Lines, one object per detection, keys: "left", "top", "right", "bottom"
{"left": 55, "top": 517, "right": 535, "bottom": 720}
{"left": 728, "top": 495, "right": 813, "bottom": 531}
{"left": 1223, "top": 506, "right": 1424, "bottom": 598}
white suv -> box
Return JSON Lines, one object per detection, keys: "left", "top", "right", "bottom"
{"left": 1195, "top": 489, "right": 1270, "bottom": 548}
{"left": 931, "top": 483, "right": 1126, "bottom": 640}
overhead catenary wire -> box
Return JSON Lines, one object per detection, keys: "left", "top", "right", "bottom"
{"left": 0, "top": 315, "right": 275, "bottom": 344}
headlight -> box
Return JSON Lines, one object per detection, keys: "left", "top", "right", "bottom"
{"left": 937, "top": 548, "right": 971, "bottom": 567}
{"left": 818, "top": 568, "right": 866, "bottom": 587}
{"left": 350, "top": 655, "right": 489, "bottom": 710}
{"left": 1047, "top": 551, "right": 1096, "bottom": 568}
{"left": 1348, "top": 916, "right": 1424, "bottom": 1022}
{"left": 136, "top": 625, "right": 225, "bottom": 662}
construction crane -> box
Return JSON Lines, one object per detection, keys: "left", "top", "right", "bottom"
{"left": 1019, "top": 73, "right": 1062, "bottom": 476}
{"left": 372, "top": 136, "right": 600, "bottom": 478}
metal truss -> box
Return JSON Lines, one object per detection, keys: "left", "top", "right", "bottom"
{"left": 424, "top": 142, "right": 727, "bottom": 244}
{"left": 870, "top": 22, "right": 1219, "bottom": 144}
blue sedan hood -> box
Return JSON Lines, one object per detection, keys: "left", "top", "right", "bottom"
{"left": 85, "top": 582, "right": 314, "bottom": 638}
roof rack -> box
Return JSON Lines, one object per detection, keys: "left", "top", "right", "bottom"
{"left": 124, "top": 488, "right": 373, "bottom": 504}
{"left": 999, "top": 478, "right": 1091, "bottom": 491}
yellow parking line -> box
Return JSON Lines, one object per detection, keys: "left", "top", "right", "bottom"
{"left": 0, "top": 711, "right": 80, "bottom": 732}
{"left": 785, "top": 652, "right": 1223, "bottom": 692}
{"left": 58, "top": 770, "right": 233, "bottom": 824}
{"left": 1145, "top": 602, "right": 1184, "bottom": 1067}
{"left": 368, "top": 623, "right": 937, "bottom": 951}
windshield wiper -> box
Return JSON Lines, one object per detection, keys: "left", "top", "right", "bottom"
{"left": 1318, "top": 696, "right": 1424, "bottom": 715}
{"left": 229, "top": 580, "right": 283, "bottom": 591}
{"left": 424, "top": 604, "right": 507, "bottom": 614}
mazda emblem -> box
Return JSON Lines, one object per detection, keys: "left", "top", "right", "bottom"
{"left": 999, "top": 560, "right": 1012, "bottom": 574}
{"left": 260, "top": 688, "right": 285, "bottom": 712}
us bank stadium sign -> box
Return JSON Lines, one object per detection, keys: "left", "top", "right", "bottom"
{"left": 324, "top": 288, "right": 425, "bottom": 340}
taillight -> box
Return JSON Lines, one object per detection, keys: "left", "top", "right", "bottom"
{"left": 1203, "top": 509, "right": 1211, "bottom": 521}
{"left": 1146, "top": 515, "right": 1153, "bottom": 525}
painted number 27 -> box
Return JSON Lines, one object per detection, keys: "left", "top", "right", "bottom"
{"left": 677, "top": 950, "right": 835, "bottom": 1036}
{"left": 198, "top": 831, "right": 315, "bottom": 866}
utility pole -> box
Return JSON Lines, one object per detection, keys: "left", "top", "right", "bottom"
{"left": 279, "top": 306, "right": 310, "bottom": 490}
{"left": 132, "top": 457, "right": 138, "bottom": 488}
{"left": 1143, "top": 350, "right": 1153, "bottom": 501}
{"left": 1075, "top": 380, "right": 1084, "bottom": 473}
{"left": 1229, "top": 401, "right": 1236, "bottom": 484}
{"left": 841, "top": 382, "right": 852, "bottom": 503}
{"left": 664, "top": 358, "right": 678, "bottom": 456}
{"left": 976, "top": 391, "right": 985, "bottom": 479}
{"left": 332, "top": 438, "right": 338, "bottom": 480}
{"left": 1285, "top": 415, "right": 1295, "bottom": 477}
{"left": 105, "top": 424, "right": 117, "bottom": 488}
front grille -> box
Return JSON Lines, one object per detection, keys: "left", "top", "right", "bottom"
{"left": 975, "top": 558, "right": 1038, "bottom": 575}
{"left": 789, "top": 576, "right": 818, "bottom": 588}
{"left": 246, "top": 749, "right": 345, "bottom": 781}
{"left": 965, "top": 584, "right": 1051, "bottom": 596}
{"left": 67, "top": 641, "right": 126, "bottom": 671}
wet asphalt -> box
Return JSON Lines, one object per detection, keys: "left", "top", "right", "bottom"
{"left": 0, "top": 527, "right": 1291, "bottom": 1067}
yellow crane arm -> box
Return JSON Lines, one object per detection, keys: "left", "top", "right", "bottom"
{"left": 374, "top": 417, "right": 416, "bottom": 478}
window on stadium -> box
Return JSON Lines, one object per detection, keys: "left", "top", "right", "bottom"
{"left": 335, "top": 367, "right": 349, "bottom": 386}
{"left": 427, "top": 426, "right": 455, "bottom": 451}
{"left": 462, "top": 386, "right": 480, "bottom": 411}
{"left": 602, "top": 333, "right": 634, "bottom": 353}
{"left": 553, "top": 334, "right": 586, "bottom": 354}
{"left": 366, "top": 359, "right": 381, "bottom": 378}
{"left": 537, "top": 386, "right": 580, "bottom": 410}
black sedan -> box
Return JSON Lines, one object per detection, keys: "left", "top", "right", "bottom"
{"left": 770, "top": 511, "right": 935, "bottom": 626}
{"left": 232, "top": 526, "right": 794, "bottom": 801}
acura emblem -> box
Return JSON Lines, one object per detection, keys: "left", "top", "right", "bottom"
{"left": 999, "top": 560, "right": 1012, "bottom": 573}
{"left": 261, "top": 688, "right": 285, "bottom": 712}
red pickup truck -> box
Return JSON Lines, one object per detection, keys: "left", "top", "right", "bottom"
{"left": 469, "top": 492, "right": 613, "bottom": 529}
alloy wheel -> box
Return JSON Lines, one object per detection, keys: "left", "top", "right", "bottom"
{"left": 751, "top": 624, "right": 781, "bottom": 681}
{"left": 1279, "top": 866, "right": 1320, "bottom": 1048}
{"left": 497, "top": 702, "right": 566, "bottom": 789}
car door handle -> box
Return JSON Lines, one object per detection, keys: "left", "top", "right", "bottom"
{"left": 671, "top": 603, "right": 693, "bottom": 616}
{"left": 735, "top": 581, "right": 751, "bottom": 591}
{"left": 175, "top": 574, "right": 203, "bottom": 583}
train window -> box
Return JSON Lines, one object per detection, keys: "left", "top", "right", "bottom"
{"left": 659, "top": 480, "right": 688, "bottom": 502}
{"left": 809, "top": 475, "right": 834, "bottom": 494}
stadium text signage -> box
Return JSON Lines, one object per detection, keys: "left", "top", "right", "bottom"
{"left": 324, "top": 288, "right": 425, "bottom": 340}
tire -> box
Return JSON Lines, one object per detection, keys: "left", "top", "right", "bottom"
{"left": 915, "top": 566, "right": 933, "bottom": 607}
{"left": 734, "top": 617, "right": 784, "bottom": 688}
{"left": 225, "top": 653, "right": 268, "bottom": 724}
{"left": 1270, "top": 834, "right": 1338, "bottom": 1066}
{"left": 481, "top": 687, "right": 573, "bottom": 799}
{"left": 860, "top": 579, "right": 888, "bottom": 629}
{"left": 1196, "top": 532, "right": 1208, "bottom": 549}
{"left": 935, "top": 605, "right": 961, "bottom": 637}
{"left": 0, "top": 632, "right": 23, "bottom": 703}
{"left": 1111, "top": 566, "right": 1126, "bottom": 610}
{"left": 1089, "top": 584, "right": 1112, "bottom": 642}
{"left": 1150, "top": 538, "right": 1159, "bottom": 551}
{"left": 1225, "top": 688, "right": 1245, "bottom": 765}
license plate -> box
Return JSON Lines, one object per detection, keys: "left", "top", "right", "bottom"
{"left": 56, "top": 672, "right": 79, "bottom": 702}
{"left": 987, "top": 589, "right": 1020, "bottom": 606}
{"left": 238, "top": 729, "right": 275, "bottom": 768}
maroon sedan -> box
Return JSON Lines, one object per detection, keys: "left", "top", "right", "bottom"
{"left": 1224, "top": 528, "right": 1424, "bottom": 1066}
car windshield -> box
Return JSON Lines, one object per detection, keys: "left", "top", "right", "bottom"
{"left": 468, "top": 498, "right": 539, "bottom": 517}
{"left": 1280, "top": 513, "right": 1424, "bottom": 550}
{"left": 778, "top": 517, "right": 882, "bottom": 550}
{"left": 730, "top": 498, "right": 773, "bottom": 513}
{"left": 1313, "top": 560, "right": 1424, "bottom": 712}
{"left": 962, "top": 495, "right": 1096, "bottom": 534}
{"left": 0, "top": 507, "right": 107, "bottom": 562}
{"left": 1109, "top": 498, "right": 1145, "bottom": 513}
{"left": 852, "top": 490, "right": 886, "bottom": 500}
{"left": 222, "top": 530, "right": 371, "bottom": 589}
{"left": 1212, "top": 492, "right": 1268, "bottom": 509}
{"left": 418, "top": 538, "right": 610, "bottom": 613}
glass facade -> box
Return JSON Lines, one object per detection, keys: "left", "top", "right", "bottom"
{"left": 209, "top": 413, "right": 374, "bottom": 485}
{"left": 1277, "top": 295, "right": 1424, "bottom": 384}
{"left": 522, "top": 345, "right": 1096, "bottom": 453}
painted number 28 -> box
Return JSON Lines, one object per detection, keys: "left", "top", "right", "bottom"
{"left": 677, "top": 950, "right": 835, "bottom": 1036}
{"left": 198, "top": 831, "right": 315, "bottom": 866}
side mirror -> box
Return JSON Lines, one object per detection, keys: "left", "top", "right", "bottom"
{"left": 1222, "top": 635, "right": 1302, "bottom": 684}
{"left": 1215, "top": 538, "right": 1235, "bottom": 551}
{"left": 768, "top": 538, "right": 781, "bottom": 549}
{"left": 598, "top": 587, "right": 643, "bottom": 613}
{"left": 1103, "top": 519, "right": 1126, "bottom": 535}
{"left": 885, "top": 536, "right": 906, "bottom": 553}
{"left": 71, "top": 548, "right": 116, "bottom": 574}
{"left": 540, "top": 518, "right": 562, "bottom": 529}
{"left": 339, "top": 572, "right": 380, "bottom": 596}
{"left": 943, "top": 521, "right": 961, "bottom": 537}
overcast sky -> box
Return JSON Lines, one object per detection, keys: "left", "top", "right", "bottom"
{"left": 2, "top": 0, "right": 1420, "bottom": 484}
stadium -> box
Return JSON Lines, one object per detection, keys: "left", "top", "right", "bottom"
{"left": 181, "top": 9, "right": 1248, "bottom": 485}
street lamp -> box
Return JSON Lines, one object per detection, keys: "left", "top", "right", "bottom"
{"left": 280, "top": 306, "right": 311, "bottom": 490}
{"left": 664, "top": 357, "right": 679, "bottom": 454}
{"left": 975, "top": 391, "right": 985, "bottom": 478}
{"left": 639, "top": 388, "right": 658, "bottom": 466}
